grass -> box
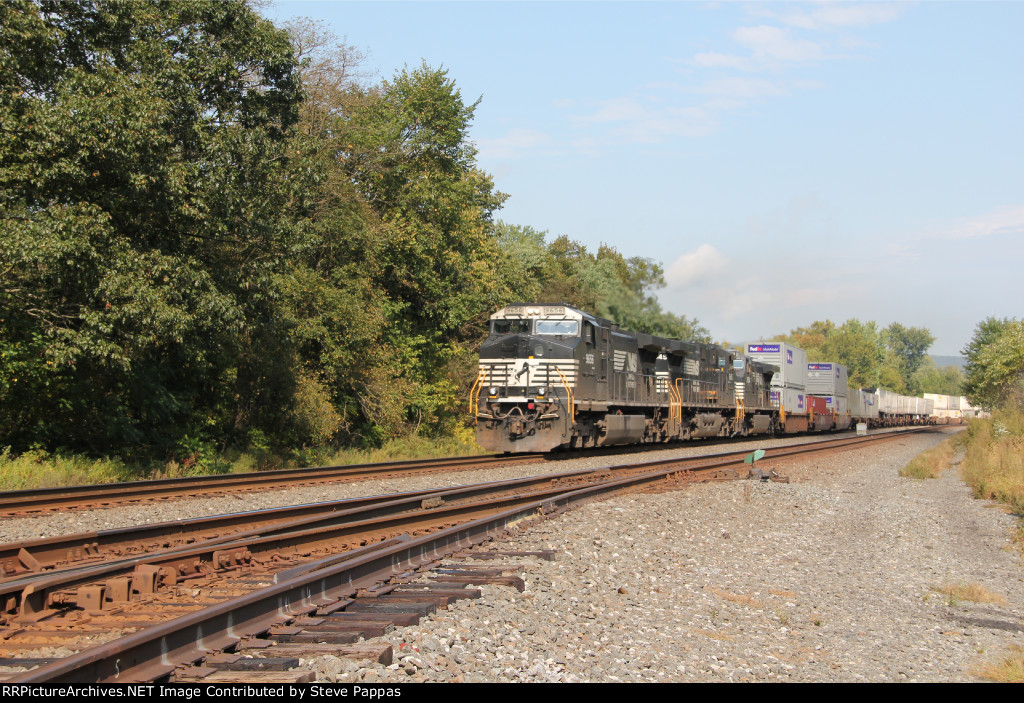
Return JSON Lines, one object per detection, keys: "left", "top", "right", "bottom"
{"left": 0, "top": 431, "right": 487, "bottom": 491}
{"left": 958, "top": 409, "right": 1024, "bottom": 515}
{"left": 930, "top": 581, "right": 1007, "bottom": 606}
{"left": 972, "top": 645, "right": 1024, "bottom": 683}
{"left": 899, "top": 438, "right": 957, "bottom": 479}
{"left": 0, "top": 448, "right": 131, "bottom": 490}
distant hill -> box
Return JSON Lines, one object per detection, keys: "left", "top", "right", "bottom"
{"left": 931, "top": 355, "right": 966, "bottom": 369}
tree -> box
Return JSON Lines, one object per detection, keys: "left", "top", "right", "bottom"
{"left": 912, "top": 359, "right": 964, "bottom": 396}
{"left": 0, "top": 0, "right": 302, "bottom": 455}
{"left": 885, "top": 323, "right": 935, "bottom": 381}
{"left": 962, "top": 316, "right": 1013, "bottom": 406}
{"left": 962, "top": 318, "right": 1024, "bottom": 409}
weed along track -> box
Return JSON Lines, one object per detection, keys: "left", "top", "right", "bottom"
{"left": 0, "top": 429, "right": 945, "bottom": 682}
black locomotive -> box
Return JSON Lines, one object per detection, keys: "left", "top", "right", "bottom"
{"left": 471, "top": 304, "right": 778, "bottom": 452}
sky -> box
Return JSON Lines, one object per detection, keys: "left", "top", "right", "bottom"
{"left": 263, "top": 1, "right": 1024, "bottom": 356}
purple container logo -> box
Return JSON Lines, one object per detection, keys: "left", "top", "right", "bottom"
{"left": 748, "top": 344, "right": 781, "bottom": 353}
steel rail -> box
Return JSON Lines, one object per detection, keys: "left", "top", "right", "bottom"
{"left": 0, "top": 453, "right": 544, "bottom": 516}
{"left": 0, "top": 428, "right": 939, "bottom": 652}
{"left": 0, "top": 427, "right": 934, "bottom": 581}
{"left": 6, "top": 455, "right": 763, "bottom": 683}
{"left": 9, "top": 426, "right": 947, "bottom": 683}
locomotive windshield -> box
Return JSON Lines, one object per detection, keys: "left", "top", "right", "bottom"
{"left": 535, "top": 320, "right": 579, "bottom": 336}
{"left": 492, "top": 319, "right": 531, "bottom": 335}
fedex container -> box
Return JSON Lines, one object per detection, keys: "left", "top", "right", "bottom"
{"left": 822, "top": 394, "right": 852, "bottom": 429}
{"left": 769, "top": 387, "right": 808, "bottom": 414}
{"left": 806, "top": 362, "right": 849, "bottom": 397}
{"left": 817, "top": 394, "right": 849, "bottom": 414}
{"left": 746, "top": 343, "right": 807, "bottom": 390}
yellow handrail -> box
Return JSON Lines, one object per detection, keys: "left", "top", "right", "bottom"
{"left": 674, "top": 378, "right": 685, "bottom": 422}
{"left": 668, "top": 377, "right": 681, "bottom": 424}
{"left": 469, "top": 368, "right": 486, "bottom": 419}
{"left": 551, "top": 365, "right": 575, "bottom": 424}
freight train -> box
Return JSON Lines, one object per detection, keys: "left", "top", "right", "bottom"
{"left": 470, "top": 304, "right": 936, "bottom": 453}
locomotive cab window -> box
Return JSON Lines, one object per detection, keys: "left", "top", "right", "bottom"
{"left": 536, "top": 320, "right": 579, "bottom": 336}
{"left": 492, "top": 320, "right": 531, "bottom": 335}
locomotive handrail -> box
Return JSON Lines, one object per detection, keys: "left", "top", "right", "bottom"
{"left": 668, "top": 377, "right": 682, "bottom": 424}
{"left": 551, "top": 365, "right": 575, "bottom": 424}
{"left": 469, "top": 368, "right": 487, "bottom": 419}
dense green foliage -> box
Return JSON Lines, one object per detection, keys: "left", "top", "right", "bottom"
{"left": 0, "top": 3, "right": 712, "bottom": 466}
{"left": 779, "top": 319, "right": 939, "bottom": 392}
{"left": 1, "top": 0, "right": 302, "bottom": 459}
{"left": 962, "top": 317, "right": 1024, "bottom": 410}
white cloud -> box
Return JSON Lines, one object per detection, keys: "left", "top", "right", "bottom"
{"left": 778, "top": 4, "right": 905, "bottom": 31}
{"left": 693, "top": 76, "right": 789, "bottom": 99}
{"left": 692, "top": 52, "right": 752, "bottom": 70}
{"left": 733, "top": 25, "right": 825, "bottom": 63}
{"left": 569, "top": 100, "right": 719, "bottom": 146}
{"left": 578, "top": 98, "right": 651, "bottom": 125}
{"left": 665, "top": 244, "right": 729, "bottom": 288}
{"left": 945, "top": 205, "right": 1024, "bottom": 240}
{"left": 475, "top": 128, "right": 554, "bottom": 160}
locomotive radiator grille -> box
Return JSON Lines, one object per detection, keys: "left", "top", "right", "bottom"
{"left": 478, "top": 359, "right": 579, "bottom": 387}
{"left": 655, "top": 370, "right": 670, "bottom": 393}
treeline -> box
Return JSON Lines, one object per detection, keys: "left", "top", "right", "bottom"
{"left": 774, "top": 319, "right": 961, "bottom": 396}
{"left": 962, "top": 317, "right": 1024, "bottom": 410}
{"left": 0, "top": 1, "right": 701, "bottom": 463}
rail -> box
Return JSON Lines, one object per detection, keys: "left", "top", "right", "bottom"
{"left": 3, "top": 427, "right": 944, "bottom": 682}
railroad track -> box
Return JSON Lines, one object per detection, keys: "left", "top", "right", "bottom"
{"left": 0, "top": 453, "right": 545, "bottom": 516}
{"left": 0, "top": 427, "right": 942, "bottom": 683}
{"left": 0, "top": 425, "right": 933, "bottom": 516}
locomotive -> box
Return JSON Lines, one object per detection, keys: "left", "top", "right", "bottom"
{"left": 470, "top": 304, "right": 934, "bottom": 453}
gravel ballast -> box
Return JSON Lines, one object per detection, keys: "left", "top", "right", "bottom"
{"left": 300, "top": 429, "right": 1024, "bottom": 683}
{"left": 4, "top": 428, "right": 1020, "bottom": 682}
{"left": 0, "top": 432, "right": 895, "bottom": 543}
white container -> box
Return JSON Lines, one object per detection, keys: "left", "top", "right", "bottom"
{"left": 746, "top": 343, "right": 807, "bottom": 390}
{"left": 874, "top": 388, "right": 898, "bottom": 415}
{"left": 823, "top": 394, "right": 849, "bottom": 415}
{"left": 769, "top": 387, "right": 808, "bottom": 414}
{"left": 806, "top": 362, "right": 849, "bottom": 397}
{"left": 852, "top": 389, "right": 879, "bottom": 421}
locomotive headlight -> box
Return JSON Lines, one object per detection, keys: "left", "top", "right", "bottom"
{"left": 489, "top": 387, "right": 498, "bottom": 396}
{"left": 537, "top": 387, "right": 546, "bottom": 396}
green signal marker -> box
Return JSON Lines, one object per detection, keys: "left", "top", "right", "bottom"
{"left": 744, "top": 449, "right": 766, "bottom": 464}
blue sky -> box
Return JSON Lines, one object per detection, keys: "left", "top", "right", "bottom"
{"left": 264, "top": 1, "right": 1023, "bottom": 356}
